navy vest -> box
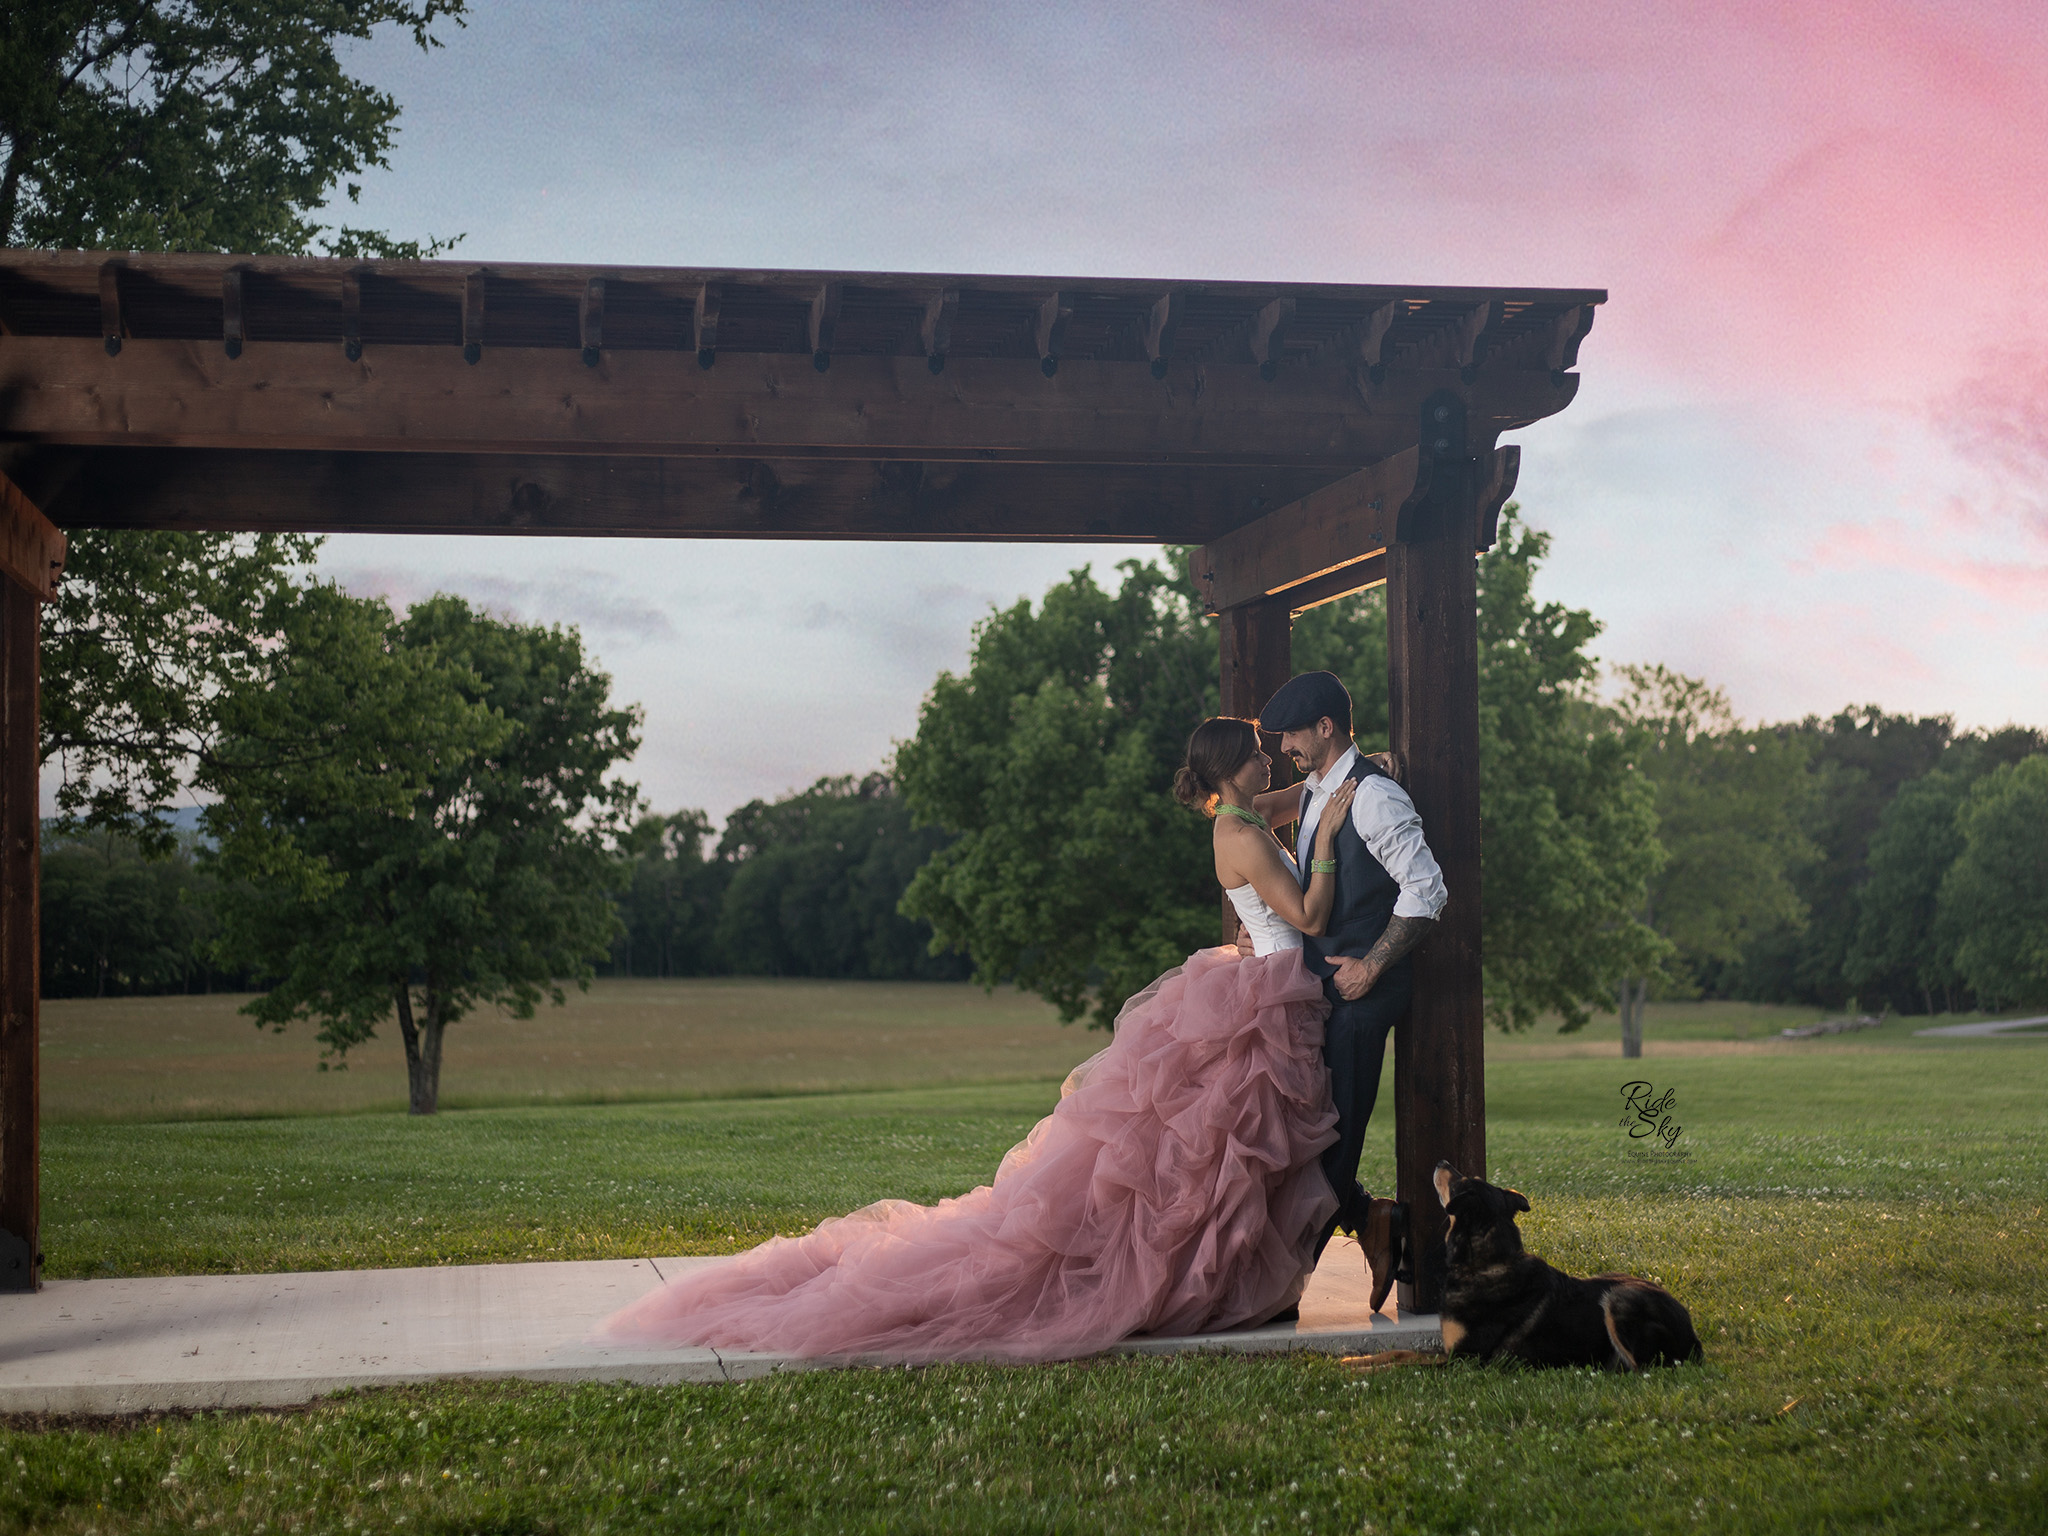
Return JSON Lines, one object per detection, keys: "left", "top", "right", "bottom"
{"left": 1298, "top": 755, "right": 1402, "bottom": 981}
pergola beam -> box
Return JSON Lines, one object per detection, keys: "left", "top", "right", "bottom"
{"left": 1191, "top": 443, "right": 1520, "bottom": 615}
{"left": 0, "top": 337, "right": 1574, "bottom": 473}
{"left": 6, "top": 447, "right": 1336, "bottom": 543}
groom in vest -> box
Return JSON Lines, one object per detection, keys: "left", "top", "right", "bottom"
{"left": 1260, "top": 670, "right": 1446, "bottom": 1310}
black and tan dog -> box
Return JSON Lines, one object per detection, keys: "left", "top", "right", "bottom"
{"left": 1432, "top": 1162, "right": 1701, "bottom": 1369}
{"left": 1351, "top": 1163, "right": 1702, "bottom": 1372}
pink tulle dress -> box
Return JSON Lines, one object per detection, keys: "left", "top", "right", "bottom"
{"left": 597, "top": 933, "right": 1340, "bottom": 1365}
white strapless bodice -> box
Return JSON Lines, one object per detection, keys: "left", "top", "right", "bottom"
{"left": 1223, "top": 863, "right": 1306, "bottom": 956}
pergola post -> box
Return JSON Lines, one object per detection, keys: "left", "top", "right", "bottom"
{"left": 1217, "top": 598, "right": 1293, "bottom": 938}
{"left": 1387, "top": 392, "right": 1487, "bottom": 1313}
{"left": 0, "top": 474, "right": 62, "bottom": 1293}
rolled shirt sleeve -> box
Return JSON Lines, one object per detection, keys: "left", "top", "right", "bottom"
{"left": 1349, "top": 775, "right": 1449, "bottom": 920}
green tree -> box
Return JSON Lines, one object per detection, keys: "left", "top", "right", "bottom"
{"left": 608, "top": 811, "right": 727, "bottom": 979}
{"left": 39, "top": 827, "right": 227, "bottom": 997}
{"left": 1473, "top": 514, "right": 1665, "bottom": 1033}
{"left": 205, "top": 593, "right": 642, "bottom": 1114}
{"left": 715, "top": 775, "right": 969, "bottom": 981}
{"left": 12, "top": 0, "right": 466, "bottom": 843}
{"left": 897, "top": 558, "right": 1216, "bottom": 1029}
{"left": 1610, "top": 665, "right": 1814, "bottom": 1056}
{"left": 41, "top": 531, "right": 321, "bottom": 852}
{"left": 1730, "top": 708, "right": 1954, "bottom": 1007}
{"left": 1846, "top": 729, "right": 2044, "bottom": 1015}
{"left": 1937, "top": 755, "right": 2048, "bottom": 1008}
{"left": 1, "top": 0, "right": 465, "bottom": 254}
{"left": 897, "top": 511, "right": 1663, "bottom": 1034}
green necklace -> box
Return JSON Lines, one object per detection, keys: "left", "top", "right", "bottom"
{"left": 1215, "top": 802, "right": 1267, "bottom": 829}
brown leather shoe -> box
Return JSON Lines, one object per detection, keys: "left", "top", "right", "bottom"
{"left": 1359, "top": 1197, "right": 1405, "bottom": 1313}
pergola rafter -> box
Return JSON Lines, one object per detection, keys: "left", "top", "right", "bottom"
{"left": 0, "top": 249, "right": 1605, "bottom": 1310}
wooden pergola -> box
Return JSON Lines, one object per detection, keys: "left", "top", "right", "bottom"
{"left": 0, "top": 251, "right": 1602, "bottom": 1308}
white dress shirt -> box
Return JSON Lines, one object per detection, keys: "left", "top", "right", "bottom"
{"left": 1294, "top": 745, "right": 1449, "bottom": 921}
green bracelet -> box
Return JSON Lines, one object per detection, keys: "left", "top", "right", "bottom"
{"left": 1310, "top": 858, "right": 1337, "bottom": 874}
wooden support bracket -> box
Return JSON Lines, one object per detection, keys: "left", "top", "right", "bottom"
{"left": 98, "top": 261, "right": 123, "bottom": 356}
{"left": 920, "top": 288, "right": 958, "bottom": 374}
{"left": 341, "top": 269, "right": 364, "bottom": 361}
{"left": 579, "top": 278, "right": 605, "bottom": 367}
{"left": 1544, "top": 304, "right": 1595, "bottom": 376}
{"left": 693, "top": 283, "right": 721, "bottom": 368}
{"left": 462, "top": 271, "right": 486, "bottom": 364}
{"left": 809, "top": 283, "right": 841, "bottom": 372}
{"left": 221, "top": 268, "right": 245, "bottom": 360}
{"left": 1144, "top": 293, "right": 1178, "bottom": 380}
{"left": 1035, "top": 293, "right": 1071, "bottom": 377}
{"left": 0, "top": 473, "right": 66, "bottom": 601}
{"left": 1251, "top": 297, "right": 1295, "bottom": 381}
{"left": 1189, "top": 450, "right": 1418, "bottom": 615}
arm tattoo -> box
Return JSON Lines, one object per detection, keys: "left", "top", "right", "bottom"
{"left": 1360, "top": 913, "right": 1435, "bottom": 974}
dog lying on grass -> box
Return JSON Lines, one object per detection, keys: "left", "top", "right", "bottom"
{"left": 1347, "top": 1162, "right": 1702, "bottom": 1373}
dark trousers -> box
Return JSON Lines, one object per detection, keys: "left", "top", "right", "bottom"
{"left": 1311, "top": 962, "right": 1411, "bottom": 1261}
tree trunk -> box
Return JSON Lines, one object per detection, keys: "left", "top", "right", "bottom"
{"left": 393, "top": 985, "right": 444, "bottom": 1116}
{"left": 1619, "top": 977, "right": 1647, "bottom": 1059}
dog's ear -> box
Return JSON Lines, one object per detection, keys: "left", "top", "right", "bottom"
{"left": 1433, "top": 1164, "right": 1457, "bottom": 1208}
{"left": 1504, "top": 1188, "right": 1531, "bottom": 1215}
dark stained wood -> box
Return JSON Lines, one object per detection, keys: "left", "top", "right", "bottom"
{"left": 221, "top": 267, "right": 246, "bottom": 360}
{"left": 8, "top": 446, "right": 1336, "bottom": 544}
{"left": 0, "top": 572, "right": 39, "bottom": 1291}
{"left": 919, "top": 288, "right": 957, "bottom": 369}
{"left": 1282, "top": 551, "right": 1387, "bottom": 615}
{"left": 1216, "top": 599, "right": 1295, "bottom": 940}
{"left": 579, "top": 277, "right": 605, "bottom": 363}
{"left": 0, "top": 336, "right": 1579, "bottom": 468}
{"left": 1034, "top": 293, "right": 1070, "bottom": 374}
{"left": 1143, "top": 293, "right": 1178, "bottom": 377}
{"left": 1251, "top": 298, "right": 1294, "bottom": 379}
{"left": 0, "top": 473, "right": 66, "bottom": 600}
{"left": 808, "top": 283, "right": 840, "bottom": 367}
{"left": 692, "top": 282, "right": 720, "bottom": 364}
{"left": 1478, "top": 443, "right": 1521, "bottom": 549}
{"left": 1387, "top": 390, "right": 1487, "bottom": 1315}
{"left": 98, "top": 261, "right": 122, "bottom": 353}
{"left": 1190, "top": 450, "right": 1417, "bottom": 614}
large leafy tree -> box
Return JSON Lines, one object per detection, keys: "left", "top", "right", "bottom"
{"left": 1471, "top": 515, "right": 1664, "bottom": 1032}
{"left": 1609, "top": 665, "right": 1814, "bottom": 1055}
{"left": 205, "top": 594, "right": 642, "bottom": 1115}
{"left": 1730, "top": 708, "right": 1955, "bottom": 1007}
{"left": 39, "top": 829, "right": 223, "bottom": 997}
{"left": 41, "top": 530, "right": 321, "bottom": 851}
{"left": 1847, "top": 729, "right": 2045, "bottom": 1014}
{"left": 897, "top": 511, "right": 1663, "bottom": 1033}
{"left": 11, "top": 0, "right": 466, "bottom": 839}
{"left": 897, "top": 559, "right": 1216, "bottom": 1028}
{"left": 1936, "top": 755, "right": 2048, "bottom": 1009}
{"left": 1, "top": 0, "right": 465, "bottom": 254}
{"left": 608, "top": 811, "right": 727, "bottom": 980}
{"left": 714, "top": 775, "right": 970, "bottom": 982}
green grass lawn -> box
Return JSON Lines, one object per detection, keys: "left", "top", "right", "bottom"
{"left": 7, "top": 991, "right": 2047, "bottom": 1532}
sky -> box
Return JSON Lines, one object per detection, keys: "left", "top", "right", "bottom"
{"left": 302, "top": 0, "right": 2047, "bottom": 822}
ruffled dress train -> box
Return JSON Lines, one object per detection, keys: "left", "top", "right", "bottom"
{"left": 596, "top": 945, "right": 1340, "bottom": 1364}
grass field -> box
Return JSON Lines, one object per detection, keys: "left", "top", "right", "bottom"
{"left": 40, "top": 979, "right": 1088, "bottom": 1122}
{"left": 9, "top": 983, "right": 2047, "bottom": 1532}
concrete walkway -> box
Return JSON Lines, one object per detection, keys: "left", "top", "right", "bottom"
{"left": 0, "top": 1236, "right": 1437, "bottom": 1414}
{"left": 1912, "top": 1013, "right": 2048, "bottom": 1038}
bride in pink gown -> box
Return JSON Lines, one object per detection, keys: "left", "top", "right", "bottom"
{"left": 596, "top": 718, "right": 1356, "bottom": 1364}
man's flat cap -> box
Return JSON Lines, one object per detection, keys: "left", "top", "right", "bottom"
{"left": 1259, "top": 671, "right": 1352, "bottom": 733}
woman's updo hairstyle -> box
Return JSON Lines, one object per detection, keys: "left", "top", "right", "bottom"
{"left": 1173, "top": 716, "right": 1261, "bottom": 813}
